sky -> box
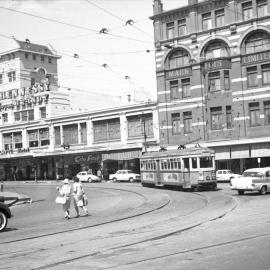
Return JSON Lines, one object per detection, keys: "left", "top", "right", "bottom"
{"left": 0, "top": 0, "right": 188, "bottom": 111}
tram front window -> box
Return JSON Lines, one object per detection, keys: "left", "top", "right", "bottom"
{"left": 200, "top": 157, "right": 213, "bottom": 168}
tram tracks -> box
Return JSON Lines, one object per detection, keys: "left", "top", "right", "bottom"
{"left": 1, "top": 186, "right": 240, "bottom": 270}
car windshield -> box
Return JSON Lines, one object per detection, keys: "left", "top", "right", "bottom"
{"left": 243, "top": 171, "right": 263, "bottom": 178}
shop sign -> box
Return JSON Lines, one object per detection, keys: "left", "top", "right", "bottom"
{"left": 166, "top": 67, "right": 192, "bottom": 79}
{"left": 242, "top": 51, "right": 270, "bottom": 65}
{"left": 74, "top": 154, "right": 101, "bottom": 163}
{"left": 204, "top": 59, "right": 231, "bottom": 72}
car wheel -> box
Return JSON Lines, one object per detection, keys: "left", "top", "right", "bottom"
{"left": 88, "top": 178, "right": 92, "bottom": 183}
{"left": 0, "top": 211, "right": 8, "bottom": 232}
{"left": 260, "top": 186, "right": 267, "bottom": 195}
{"left": 129, "top": 177, "right": 134, "bottom": 182}
{"left": 238, "top": 190, "right": 245, "bottom": 195}
{"left": 112, "top": 177, "right": 117, "bottom": 182}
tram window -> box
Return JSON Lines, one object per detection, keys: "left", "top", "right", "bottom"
{"left": 177, "top": 159, "right": 181, "bottom": 169}
{"left": 192, "top": 157, "right": 197, "bottom": 169}
{"left": 183, "top": 158, "right": 190, "bottom": 170}
{"left": 153, "top": 161, "right": 156, "bottom": 170}
{"left": 200, "top": 157, "right": 213, "bottom": 168}
{"left": 174, "top": 159, "right": 178, "bottom": 169}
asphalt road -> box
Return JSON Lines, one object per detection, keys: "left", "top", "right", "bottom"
{"left": 1, "top": 182, "right": 270, "bottom": 270}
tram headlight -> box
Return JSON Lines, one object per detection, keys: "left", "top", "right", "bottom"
{"left": 206, "top": 176, "right": 210, "bottom": 181}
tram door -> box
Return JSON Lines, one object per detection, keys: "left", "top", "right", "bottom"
{"left": 182, "top": 158, "right": 191, "bottom": 188}
{"left": 156, "top": 159, "right": 162, "bottom": 185}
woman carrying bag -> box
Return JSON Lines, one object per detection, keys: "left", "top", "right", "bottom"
{"left": 56, "top": 178, "right": 72, "bottom": 219}
{"left": 73, "top": 177, "right": 89, "bottom": 217}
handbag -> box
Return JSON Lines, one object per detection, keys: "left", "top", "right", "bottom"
{"left": 83, "top": 194, "right": 88, "bottom": 206}
{"left": 55, "top": 196, "right": 66, "bottom": 204}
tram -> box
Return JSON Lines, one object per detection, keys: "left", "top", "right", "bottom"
{"left": 140, "top": 145, "right": 216, "bottom": 190}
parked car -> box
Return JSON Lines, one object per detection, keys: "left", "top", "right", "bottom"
{"left": 75, "top": 171, "right": 101, "bottom": 183}
{"left": 0, "top": 197, "right": 12, "bottom": 232}
{"left": 231, "top": 167, "right": 270, "bottom": 195}
{"left": 109, "top": 170, "right": 140, "bottom": 182}
{"left": 216, "top": 169, "right": 241, "bottom": 182}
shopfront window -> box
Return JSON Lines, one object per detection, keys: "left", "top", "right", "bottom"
{"left": 63, "top": 124, "right": 78, "bottom": 145}
{"left": 226, "top": 106, "right": 232, "bottom": 129}
{"left": 166, "top": 22, "right": 174, "bottom": 39}
{"left": 40, "top": 128, "right": 49, "bottom": 146}
{"left": 210, "top": 107, "right": 223, "bottom": 130}
{"left": 28, "top": 130, "right": 39, "bottom": 147}
{"left": 183, "top": 111, "right": 192, "bottom": 134}
{"left": 170, "top": 80, "right": 179, "bottom": 100}
{"left": 242, "top": 1, "right": 253, "bottom": 21}
{"left": 13, "top": 132, "right": 22, "bottom": 149}
{"left": 93, "top": 118, "right": 120, "bottom": 141}
{"left": 172, "top": 113, "right": 181, "bottom": 135}
{"left": 247, "top": 66, "right": 258, "bottom": 88}
{"left": 182, "top": 78, "right": 191, "bottom": 98}
{"left": 245, "top": 32, "right": 270, "bottom": 54}
{"left": 54, "top": 126, "right": 61, "bottom": 146}
{"left": 80, "top": 122, "right": 87, "bottom": 144}
{"left": 202, "top": 12, "right": 212, "bottom": 30}
{"left": 209, "top": 71, "right": 221, "bottom": 92}
{"left": 264, "top": 100, "right": 270, "bottom": 125}
{"left": 204, "top": 41, "right": 230, "bottom": 59}
{"left": 262, "top": 64, "right": 270, "bottom": 85}
{"left": 169, "top": 49, "right": 190, "bottom": 69}
{"left": 257, "top": 0, "right": 268, "bottom": 17}
{"left": 249, "top": 102, "right": 260, "bottom": 126}
{"left": 215, "top": 9, "right": 224, "bottom": 28}
{"left": 127, "top": 114, "right": 153, "bottom": 138}
{"left": 178, "top": 19, "right": 187, "bottom": 36}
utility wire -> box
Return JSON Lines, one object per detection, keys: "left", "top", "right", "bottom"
{"left": 83, "top": 0, "right": 153, "bottom": 39}
{"left": 0, "top": 6, "right": 153, "bottom": 44}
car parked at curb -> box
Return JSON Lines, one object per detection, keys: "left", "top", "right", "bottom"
{"left": 0, "top": 197, "right": 12, "bottom": 232}
{"left": 216, "top": 169, "right": 241, "bottom": 182}
{"left": 231, "top": 167, "right": 270, "bottom": 195}
{"left": 75, "top": 171, "right": 101, "bottom": 183}
{"left": 109, "top": 170, "right": 140, "bottom": 182}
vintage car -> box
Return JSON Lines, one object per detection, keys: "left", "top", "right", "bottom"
{"left": 75, "top": 171, "right": 101, "bottom": 183}
{"left": 216, "top": 169, "right": 241, "bottom": 182}
{"left": 109, "top": 170, "right": 140, "bottom": 182}
{"left": 0, "top": 197, "right": 12, "bottom": 232}
{"left": 230, "top": 167, "right": 270, "bottom": 195}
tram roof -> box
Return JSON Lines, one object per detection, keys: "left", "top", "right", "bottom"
{"left": 141, "top": 147, "right": 214, "bottom": 159}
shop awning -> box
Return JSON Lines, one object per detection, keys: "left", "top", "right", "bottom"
{"left": 102, "top": 150, "right": 141, "bottom": 161}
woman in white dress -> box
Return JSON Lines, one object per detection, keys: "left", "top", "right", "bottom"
{"left": 73, "top": 177, "right": 89, "bottom": 217}
{"left": 56, "top": 179, "right": 72, "bottom": 219}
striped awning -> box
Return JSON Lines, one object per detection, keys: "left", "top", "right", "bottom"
{"left": 102, "top": 150, "right": 141, "bottom": 161}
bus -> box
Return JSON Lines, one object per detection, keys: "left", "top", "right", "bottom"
{"left": 140, "top": 146, "right": 216, "bottom": 190}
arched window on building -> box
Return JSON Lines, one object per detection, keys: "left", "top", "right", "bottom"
{"left": 245, "top": 31, "right": 270, "bottom": 54}
{"left": 168, "top": 49, "right": 190, "bottom": 69}
{"left": 203, "top": 41, "right": 230, "bottom": 59}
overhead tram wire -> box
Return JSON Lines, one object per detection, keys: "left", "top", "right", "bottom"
{"left": 83, "top": 0, "right": 154, "bottom": 39}
{"left": 0, "top": 6, "right": 152, "bottom": 45}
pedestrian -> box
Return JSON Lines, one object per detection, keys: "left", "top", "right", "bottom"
{"left": 56, "top": 178, "right": 72, "bottom": 219}
{"left": 73, "top": 177, "right": 89, "bottom": 217}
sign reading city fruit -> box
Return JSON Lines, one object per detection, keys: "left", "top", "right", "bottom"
{"left": 74, "top": 154, "right": 101, "bottom": 163}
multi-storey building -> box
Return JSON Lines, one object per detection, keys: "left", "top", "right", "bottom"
{"left": 0, "top": 39, "right": 159, "bottom": 181}
{"left": 151, "top": 0, "right": 270, "bottom": 173}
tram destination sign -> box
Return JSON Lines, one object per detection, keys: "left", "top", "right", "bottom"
{"left": 242, "top": 51, "right": 270, "bottom": 65}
